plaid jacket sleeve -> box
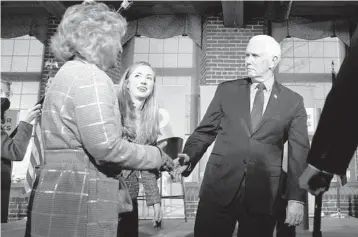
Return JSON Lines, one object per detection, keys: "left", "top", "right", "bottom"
{"left": 71, "top": 65, "right": 163, "bottom": 170}
{"left": 141, "top": 170, "right": 161, "bottom": 206}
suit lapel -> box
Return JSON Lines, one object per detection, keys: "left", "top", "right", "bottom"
{"left": 251, "top": 81, "right": 282, "bottom": 135}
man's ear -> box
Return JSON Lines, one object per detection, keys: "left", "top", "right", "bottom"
{"left": 270, "top": 56, "right": 279, "bottom": 69}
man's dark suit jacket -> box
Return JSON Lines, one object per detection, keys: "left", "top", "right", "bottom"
{"left": 183, "top": 78, "right": 309, "bottom": 215}
{"left": 307, "top": 43, "right": 358, "bottom": 175}
{"left": 1, "top": 121, "right": 33, "bottom": 223}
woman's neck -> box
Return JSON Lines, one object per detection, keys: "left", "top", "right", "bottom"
{"left": 132, "top": 97, "right": 145, "bottom": 112}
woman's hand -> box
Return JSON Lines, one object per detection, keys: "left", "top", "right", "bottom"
{"left": 152, "top": 203, "right": 163, "bottom": 228}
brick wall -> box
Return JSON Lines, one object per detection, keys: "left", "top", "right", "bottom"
{"left": 322, "top": 186, "right": 358, "bottom": 217}
{"left": 200, "top": 16, "right": 265, "bottom": 85}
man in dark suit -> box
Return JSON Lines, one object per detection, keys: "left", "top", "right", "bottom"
{"left": 1, "top": 79, "right": 41, "bottom": 223}
{"left": 174, "top": 35, "right": 309, "bottom": 237}
{"left": 299, "top": 38, "right": 358, "bottom": 195}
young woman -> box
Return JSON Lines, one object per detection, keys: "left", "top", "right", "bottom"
{"left": 116, "top": 61, "right": 163, "bottom": 237}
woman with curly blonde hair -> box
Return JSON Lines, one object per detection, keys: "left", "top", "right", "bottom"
{"left": 25, "top": 2, "right": 173, "bottom": 237}
{"left": 116, "top": 61, "right": 163, "bottom": 237}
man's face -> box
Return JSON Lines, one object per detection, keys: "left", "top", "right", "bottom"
{"left": 245, "top": 40, "right": 275, "bottom": 82}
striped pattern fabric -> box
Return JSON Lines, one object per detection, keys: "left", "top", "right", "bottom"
{"left": 24, "top": 120, "right": 44, "bottom": 193}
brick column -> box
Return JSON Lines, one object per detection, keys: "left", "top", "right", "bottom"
{"left": 200, "top": 16, "right": 264, "bottom": 85}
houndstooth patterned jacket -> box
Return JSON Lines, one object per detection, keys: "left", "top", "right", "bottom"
{"left": 122, "top": 131, "right": 161, "bottom": 206}
{"left": 25, "top": 60, "right": 164, "bottom": 237}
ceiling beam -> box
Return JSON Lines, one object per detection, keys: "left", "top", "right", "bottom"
{"left": 38, "top": 0, "right": 66, "bottom": 20}
{"left": 265, "top": 0, "right": 293, "bottom": 23}
{"left": 221, "top": 0, "right": 244, "bottom": 28}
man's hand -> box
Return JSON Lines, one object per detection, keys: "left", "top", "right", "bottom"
{"left": 171, "top": 153, "right": 190, "bottom": 182}
{"left": 285, "top": 201, "right": 304, "bottom": 227}
{"left": 299, "top": 165, "right": 331, "bottom": 196}
{"left": 21, "top": 104, "right": 42, "bottom": 124}
{"left": 152, "top": 203, "right": 163, "bottom": 228}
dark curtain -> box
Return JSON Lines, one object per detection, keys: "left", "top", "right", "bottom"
{"left": 272, "top": 17, "right": 351, "bottom": 45}
{"left": 1, "top": 12, "right": 48, "bottom": 44}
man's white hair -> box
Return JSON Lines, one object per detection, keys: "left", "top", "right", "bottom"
{"left": 249, "top": 35, "right": 281, "bottom": 61}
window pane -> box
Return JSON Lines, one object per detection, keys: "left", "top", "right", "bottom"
{"left": 11, "top": 56, "right": 28, "bottom": 72}
{"left": 308, "top": 41, "right": 324, "bottom": 58}
{"left": 27, "top": 56, "right": 43, "bottom": 72}
{"left": 279, "top": 37, "right": 344, "bottom": 74}
{"left": 149, "top": 54, "right": 163, "bottom": 67}
{"left": 293, "top": 39, "right": 309, "bottom": 57}
{"left": 9, "top": 94, "right": 21, "bottom": 109}
{"left": 324, "top": 42, "right": 338, "bottom": 57}
{"left": 13, "top": 40, "right": 30, "bottom": 55}
{"left": 22, "top": 82, "right": 40, "bottom": 94}
{"left": 279, "top": 58, "right": 294, "bottom": 73}
{"left": 164, "top": 38, "right": 179, "bottom": 53}
{"left": 1, "top": 56, "right": 12, "bottom": 72}
{"left": 29, "top": 40, "right": 44, "bottom": 56}
{"left": 162, "top": 77, "right": 177, "bottom": 85}
{"left": 163, "top": 54, "right": 178, "bottom": 68}
{"left": 294, "top": 58, "right": 309, "bottom": 73}
{"left": 11, "top": 82, "right": 23, "bottom": 94}
{"left": 134, "top": 37, "right": 150, "bottom": 53}
{"left": 178, "top": 37, "right": 193, "bottom": 53}
{"left": 280, "top": 39, "right": 294, "bottom": 57}
{"left": 1, "top": 39, "right": 14, "bottom": 56}
{"left": 309, "top": 58, "right": 325, "bottom": 73}
{"left": 149, "top": 39, "right": 163, "bottom": 53}
{"left": 20, "top": 94, "right": 38, "bottom": 109}
{"left": 178, "top": 54, "right": 193, "bottom": 67}
{"left": 133, "top": 54, "right": 149, "bottom": 62}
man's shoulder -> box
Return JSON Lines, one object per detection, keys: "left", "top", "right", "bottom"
{"left": 278, "top": 83, "right": 303, "bottom": 101}
{"left": 218, "top": 78, "right": 251, "bottom": 88}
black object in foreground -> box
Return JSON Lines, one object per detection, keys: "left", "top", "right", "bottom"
{"left": 157, "top": 137, "right": 184, "bottom": 159}
{"left": 308, "top": 172, "right": 333, "bottom": 192}
{"left": 309, "top": 172, "right": 333, "bottom": 237}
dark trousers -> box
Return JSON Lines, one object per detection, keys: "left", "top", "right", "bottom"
{"left": 194, "top": 176, "right": 276, "bottom": 237}
{"left": 117, "top": 199, "right": 139, "bottom": 237}
{"left": 1, "top": 161, "right": 12, "bottom": 223}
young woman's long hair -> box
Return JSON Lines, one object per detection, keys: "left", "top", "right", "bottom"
{"left": 117, "top": 61, "right": 159, "bottom": 144}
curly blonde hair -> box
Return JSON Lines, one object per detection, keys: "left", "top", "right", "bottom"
{"left": 50, "top": 1, "right": 127, "bottom": 70}
{"left": 117, "top": 62, "right": 160, "bottom": 144}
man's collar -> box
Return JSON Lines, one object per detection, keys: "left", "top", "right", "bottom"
{"left": 251, "top": 76, "right": 275, "bottom": 92}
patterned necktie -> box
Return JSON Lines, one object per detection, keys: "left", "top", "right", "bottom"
{"left": 251, "top": 83, "right": 266, "bottom": 131}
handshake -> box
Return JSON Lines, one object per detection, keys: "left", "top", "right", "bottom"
{"left": 157, "top": 138, "right": 191, "bottom": 182}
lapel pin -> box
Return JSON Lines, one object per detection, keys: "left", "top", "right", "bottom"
{"left": 274, "top": 94, "right": 277, "bottom": 99}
